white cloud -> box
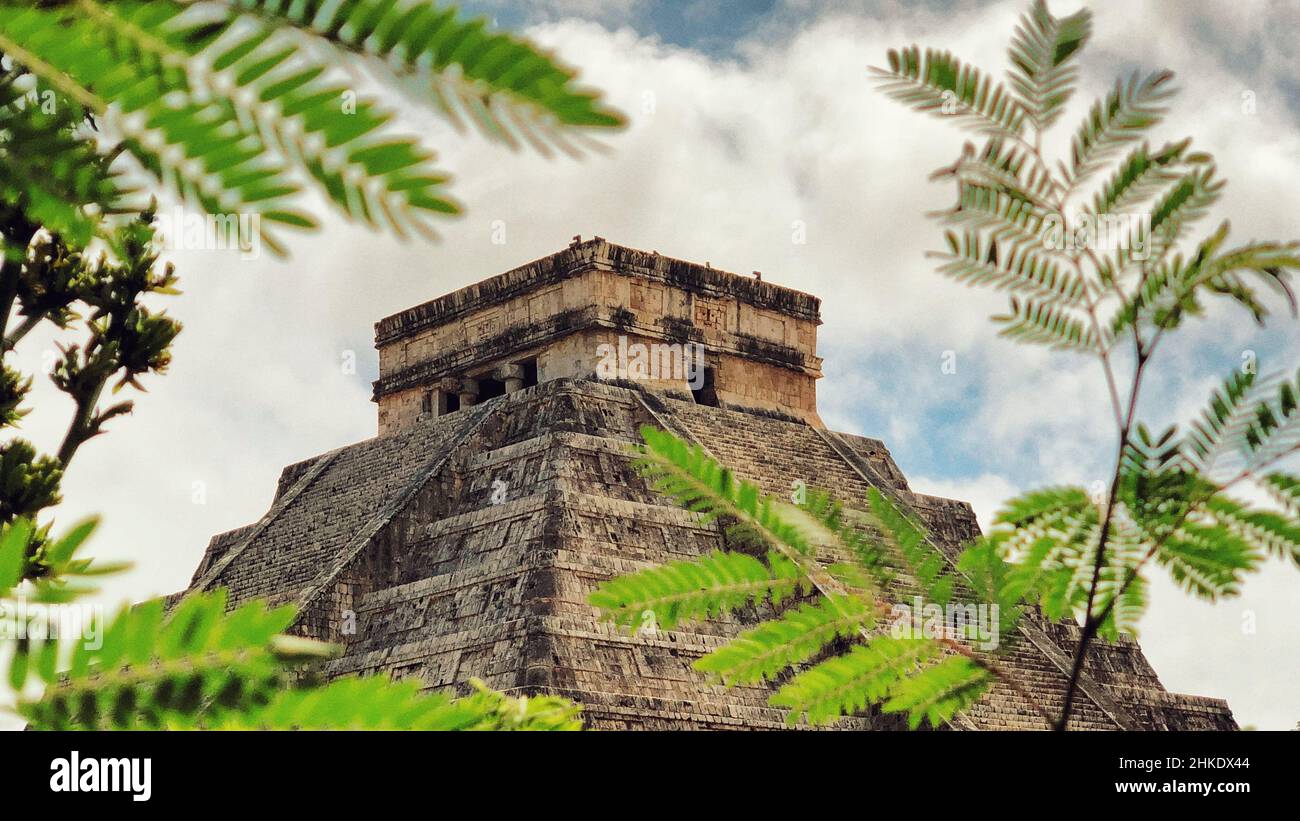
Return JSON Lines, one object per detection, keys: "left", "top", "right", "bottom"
{"left": 477, "top": 0, "right": 647, "bottom": 26}
{"left": 909, "top": 472, "right": 1020, "bottom": 530}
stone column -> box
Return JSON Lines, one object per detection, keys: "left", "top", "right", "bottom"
{"left": 495, "top": 363, "right": 526, "bottom": 393}
{"left": 435, "top": 377, "right": 461, "bottom": 415}
{"left": 457, "top": 378, "right": 480, "bottom": 408}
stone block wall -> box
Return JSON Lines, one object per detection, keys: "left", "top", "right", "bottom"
{"left": 185, "top": 378, "right": 1236, "bottom": 729}
{"left": 371, "top": 240, "right": 824, "bottom": 435}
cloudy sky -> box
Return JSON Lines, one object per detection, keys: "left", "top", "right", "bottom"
{"left": 7, "top": 0, "right": 1299, "bottom": 730}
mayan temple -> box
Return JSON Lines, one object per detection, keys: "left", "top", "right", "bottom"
{"left": 181, "top": 238, "right": 1236, "bottom": 730}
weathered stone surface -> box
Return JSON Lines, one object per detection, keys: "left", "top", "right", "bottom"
{"left": 180, "top": 242, "right": 1236, "bottom": 730}
{"left": 372, "top": 238, "right": 823, "bottom": 434}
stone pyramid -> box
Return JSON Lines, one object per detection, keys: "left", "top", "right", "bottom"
{"left": 181, "top": 239, "right": 1236, "bottom": 729}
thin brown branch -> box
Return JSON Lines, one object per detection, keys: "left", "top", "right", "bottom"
{"left": 2, "top": 314, "right": 40, "bottom": 353}
{"left": 56, "top": 375, "right": 106, "bottom": 466}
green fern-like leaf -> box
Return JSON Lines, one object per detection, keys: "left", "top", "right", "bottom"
{"left": 1064, "top": 69, "right": 1175, "bottom": 187}
{"left": 1243, "top": 371, "right": 1300, "bottom": 467}
{"left": 1182, "top": 369, "right": 1263, "bottom": 472}
{"left": 996, "top": 486, "right": 1095, "bottom": 532}
{"left": 1112, "top": 221, "right": 1299, "bottom": 337}
{"left": 1263, "top": 472, "right": 1300, "bottom": 516}
{"left": 210, "top": 676, "right": 583, "bottom": 730}
{"left": 1121, "top": 426, "right": 1207, "bottom": 535}
{"left": 882, "top": 654, "right": 990, "bottom": 729}
{"left": 1191, "top": 234, "right": 1300, "bottom": 325}
{"left": 1086, "top": 138, "right": 1190, "bottom": 217}
{"left": 988, "top": 487, "right": 1108, "bottom": 623}
{"left": 693, "top": 595, "right": 875, "bottom": 686}
{"left": 1136, "top": 166, "right": 1225, "bottom": 269}
{"left": 1087, "top": 514, "right": 1149, "bottom": 638}
{"left": 943, "top": 183, "right": 1054, "bottom": 257}
{"left": 14, "top": 590, "right": 322, "bottom": 729}
{"left": 0, "top": 73, "right": 131, "bottom": 247}
{"left": 0, "top": 0, "right": 620, "bottom": 253}
{"left": 632, "top": 425, "right": 844, "bottom": 571}
{"left": 954, "top": 536, "right": 1024, "bottom": 638}
{"left": 770, "top": 635, "right": 983, "bottom": 728}
{"left": 871, "top": 46, "right": 1025, "bottom": 138}
{"left": 796, "top": 487, "right": 892, "bottom": 584}
{"left": 943, "top": 138, "right": 1060, "bottom": 207}
{"left": 932, "top": 229, "right": 1087, "bottom": 304}
{"left": 588, "top": 550, "right": 807, "bottom": 631}
{"left": 67, "top": 1, "right": 459, "bottom": 238}
{"left": 0, "top": 516, "right": 119, "bottom": 603}
{"left": 0, "top": 518, "right": 30, "bottom": 599}
{"left": 865, "top": 487, "right": 955, "bottom": 605}
{"left": 993, "top": 296, "right": 1104, "bottom": 352}
{"left": 217, "top": 0, "right": 624, "bottom": 154}
{"left": 1155, "top": 519, "right": 1260, "bottom": 599}
{"left": 0, "top": 6, "right": 310, "bottom": 253}
{"left": 15, "top": 588, "right": 581, "bottom": 730}
{"left": 1112, "top": 227, "right": 1222, "bottom": 332}
{"left": 1183, "top": 369, "right": 1300, "bottom": 474}
{"left": 1006, "top": 0, "right": 1091, "bottom": 131}
{"left": 601, "top": 428, "right": 1035, "bottom": 727}
{"left": 1208, "top": 495, "right": 1300, "bottom": 567}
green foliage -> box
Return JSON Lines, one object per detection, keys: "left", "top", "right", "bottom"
{"left": 1155, "top": 517, "right": 1259, "bottom": 596}
{"left": 592, "top": 427, "right": 996, "bottom": 730}
{"left": 993, "top": 296, "right": 1103, "bottom": 352}
{"left": 974, "top": 434, "right": 1280, "bottom": 637}
{"left": 882, "top": 655, "right": 989, "bottom": 730}
{"left": 0, "top": 517, "right": 120, "bottom": 604}
{"left": 1263, "top": 472, "right": 1300, "bottom": 516}
{"left": 871, "top": 1, "right": 1300, "bottom": 731}
{"left": 770, "top": 635, "right": 987, "bottom": 729}
{"left": 13, "top": 589, "right": 307, "bottom": 729}
{"left": 865, "top": 487, "right": 957, "bottom": 605}
{"left": 984, "top": 486, "right": 1110, "bottom": 625}
{"left": 1113, "top": 227, "right": 1300, "bottom": 338}
{"left": 945, "top": 182, "right": 1054, "bottom": 255}
{"left": 0, "top": 0, "right": 605, "bottom": 732}
{"left": 769, "top": 636, "right": 932, "bottom": 726}
{"left": 1183, "top": 370, "right": 1265, "bottom": 471}
{"left": 1064, "top": 70, "right": 1175, "bottom": 187}
{"left": 0, "top": 441, "right": 62, "bottom": 521}
{"left": 941, "top": 137, "right": 1060, "bottom": 207}
{"left": 954, "top": 536, "right": 1023, "bottom": 639}
{"left": 870, "top": 46, "right": 1025, "bottom": 138}
{"left": 223, "top": 0, "right": 623, "bottom": 151}
{"left": 1006, "top": 0, "right": 1090, "bottom": 131}
{"left": 693, "top": 595, "right": 874, "bottom": 686}
{"left": 1236, "top": 370, "right": 1300, "bottom": 468}
{"left": 632, "top": 425, "right": 818, "bottom": 555}
{"left": 600, "top": 1, "right": 1300, "bottom": 731}
{"left": 874, "top": 1, "right": 1299, "bottom": 348}
{"left": 932, "top": 228, "right": 1088, "bottom": 305}
{"left": 211, "top": 676, "right": 583, "bottom": 731}
{"left": 1182, "top": 369, "right": 1300, "bottom": 475}
{"left": 588, "top": 550, "right": 808, "bottom": 632}
{"left": 0, "top": 213, "right": 179, "bottom": 601}
{"left": 0, "top": 67, "right": 128, "bottom": 248}
{"left": 0, "top": 0, "right": 622, "bottom": 253}
{"left": 1086, "top": 138, "right": 1190, "bottom": 218}
{"left": 1132, "top": 167, "right": 1225, "bottom": 272}
{"left": 800, "top": 487, "right": 891, "bottom": 585}
{"left": 11, "top": 588, "right": 580, "bottom": 730}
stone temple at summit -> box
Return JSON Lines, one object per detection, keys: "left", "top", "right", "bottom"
{"left": 179, "top": 237, "right": 1236, "bottom": 730}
